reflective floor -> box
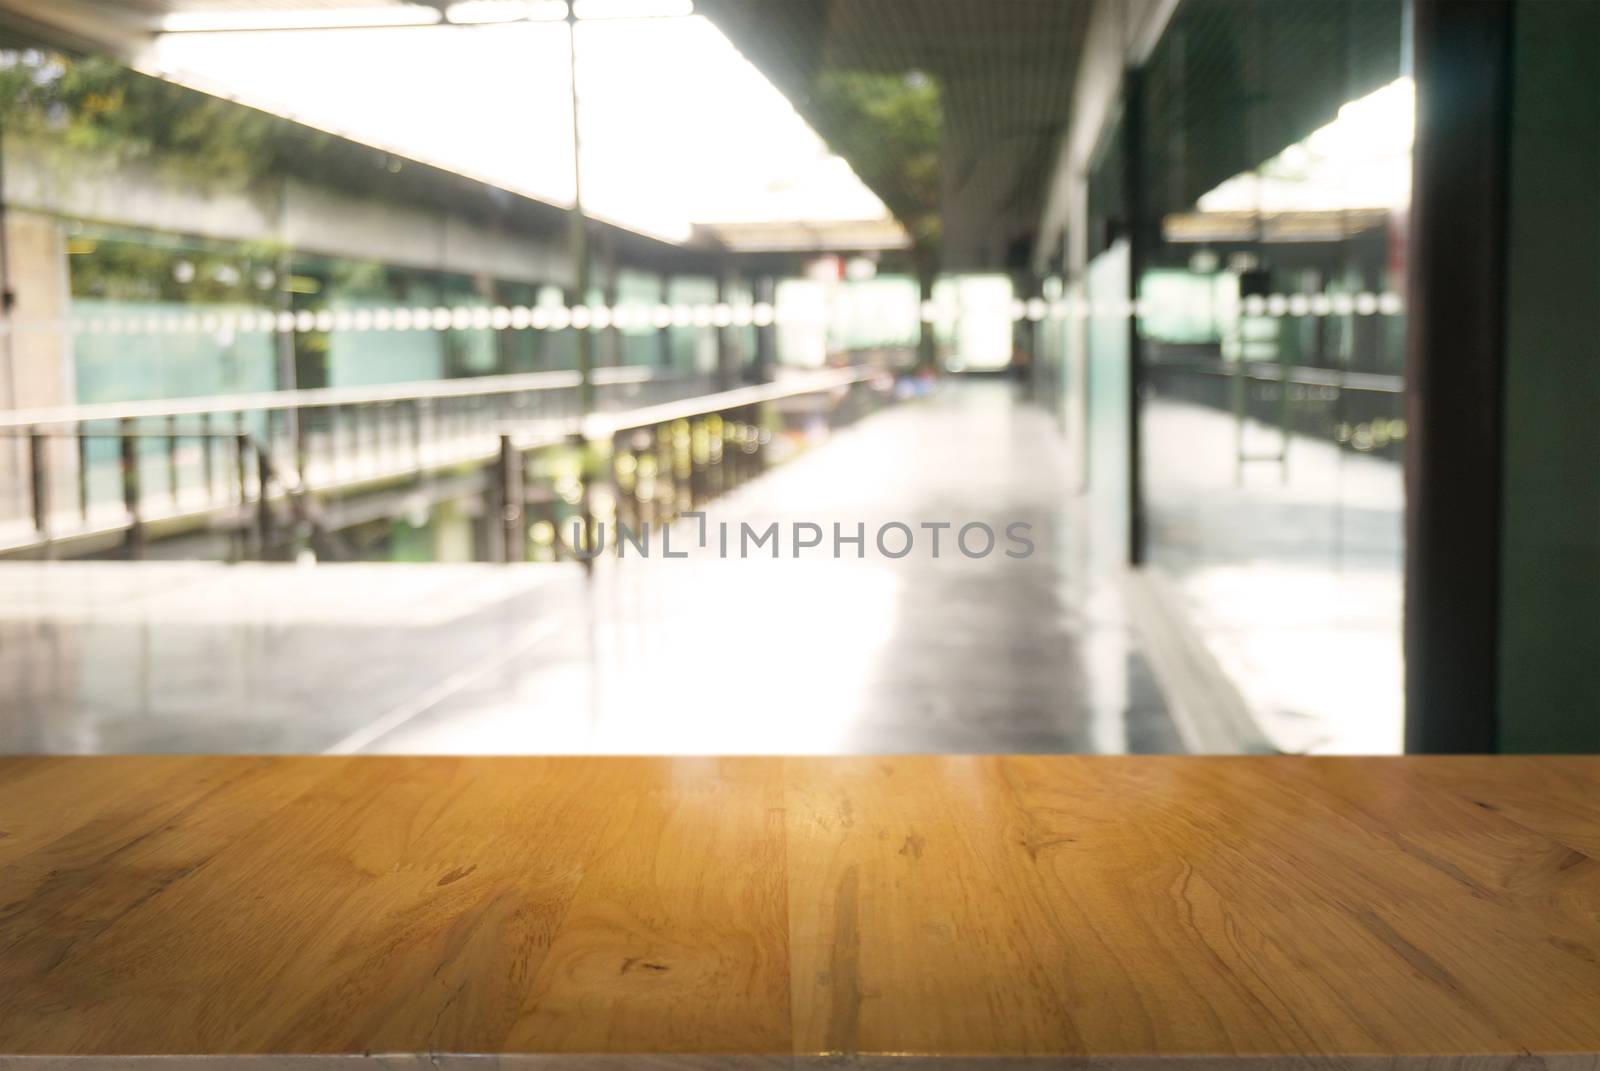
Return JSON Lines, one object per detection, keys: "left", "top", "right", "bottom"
{"left": 1145, "top": 398, "right": 1404, "bottom": 754}
{"left": 0, "top": 380, "right": 1181, "bottom": 755}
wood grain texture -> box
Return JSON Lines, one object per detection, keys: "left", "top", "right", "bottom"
{"left": 0, "top": 755, "right": 1597, "bottom": 1069}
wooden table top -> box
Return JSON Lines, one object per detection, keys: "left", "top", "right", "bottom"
{"left": 1, "top": 755, "right": 1597, "bottom": 1069}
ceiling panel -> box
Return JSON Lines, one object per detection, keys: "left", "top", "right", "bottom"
{"left": 699, "top": 0, "right": 1091, "bottom": 271}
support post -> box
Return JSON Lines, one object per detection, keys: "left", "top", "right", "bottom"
{"left": 120, "top": 418, "right": 143, "bottom": 559}
{"left": 27, "top": 426, "right": 47, "bottom": 543}
{"left": 167, "top": 414, "right": 180, "bottom": 505}
{"left": 566, "top": 1, "right": 593, "bottom": 419}
{"left": 917, "top": 259, "right": 937, "bottom": 372}
{"left": 753, "top": 275, "right": 775, "bottom": 383}
{"left": 255, "top": 444, "right": 274, "bottom": 559}
{"left": 499, "top": 433, "right": 524, "bottom": 564}
{"left": 200, "top": 412, "right": 214, "bottom": 502}
{"left": 75, "top": 426, "right": 88, "bottom": 522}
{"left": 1122, "top": 65, "right": 1150, "bottom": 568}
{"left": 566, "top": 1, "right": 596, "bottom": 573}
{"left": 658, "top": 273, "right": 674, "bottom": 369}
{"left": 1403, "top": 0, "right": 1513, "bottom": 753}
{"left": 234, "top": 429, "right": 250, "bottom": 560}
{"left": 714, "top": 269, "right": 733, "bottom": 391}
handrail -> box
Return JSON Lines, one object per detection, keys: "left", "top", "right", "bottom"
{"left": 0, "top": 364, "right": 667, "bottom": 430}
{"left": 1147, "top": 357, "right": 1403, "bottom": 395}
{"left": 0, "top": 361, "right": 890, "bottom": 558}
{"left": 582, "top": 367, "right": 879, "bottom": 439}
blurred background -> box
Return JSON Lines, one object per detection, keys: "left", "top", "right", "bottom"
{"left": 0, "top": 0, "right": 1592, "bottom": 757}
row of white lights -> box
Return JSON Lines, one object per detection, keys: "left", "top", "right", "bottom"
{"left": 1007, "top": 291, "right": 1404, "bottom": 321}
{"left": 0, "top": 293, "right": 1406, "bottom": 338}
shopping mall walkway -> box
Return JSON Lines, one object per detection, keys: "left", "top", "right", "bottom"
{"left": 0, "top": 380, "right": 1182, "bottom": 755}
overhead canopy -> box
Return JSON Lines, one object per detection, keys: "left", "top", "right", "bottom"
{"left": 0, "top": 0, "right": 909, "bottom": 253}
{"left": 1140, "top": 0, "right": 1405, "bottom": 222}
{"left": 0, "top": 0, "right": 1415, "bottom": 270}
{"left": 696, "top": 0, "right": 1092, "bottom": 272}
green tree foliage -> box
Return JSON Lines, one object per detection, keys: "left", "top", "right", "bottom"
{"left": 0, "top": 49, "right": 285, "bottom": 189}
{"left": 811, "top": 69, "right": 943, "bottom": 255}
{"left": 68, "top": 232, "right": 284, "bottom": 304}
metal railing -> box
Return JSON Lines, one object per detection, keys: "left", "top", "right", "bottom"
{"left": 1144, "top": 354, "right": 1406, "bottom": 479}
{"left": 0, "top": 363, "right": 890, "bottom": 560}
{"left": 500, "top": 366, "right": 888, "bottom": 564}
{"left": 0, "top": 365, "right": 700, "bottom": 555}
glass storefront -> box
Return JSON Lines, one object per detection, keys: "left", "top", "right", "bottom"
{"left": 64, "top": 225, "right": 579, "bottom": 400}
{"left": 1135, "top": 0, "right": 1410, "bottom": 753}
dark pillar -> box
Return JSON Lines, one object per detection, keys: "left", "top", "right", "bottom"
{"left": 121, "top": 419, "right": 143, "bottom": 559}
{"left": 1122, "top": 66, "right": 1150, "bottom": 569}
{"left": 1403, "top": 0, "right": 1512, "bottom": 753}
{"left": 1495, "top": 0, "right": 1600, "bottom": 752}
{"left": 599, "top": 234, "right": 619, "bottom": 369}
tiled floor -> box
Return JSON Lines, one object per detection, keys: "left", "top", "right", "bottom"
{"left": 0, "top": 380, "right": 1181, "bottom": 755}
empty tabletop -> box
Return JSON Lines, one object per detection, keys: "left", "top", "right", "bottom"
{"left": 1, "top": 755, "right": 1598, "bottom": 1068}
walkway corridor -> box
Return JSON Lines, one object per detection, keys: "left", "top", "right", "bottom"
{"left": 0, "top": 381, "right": 1182, "bottom": 755}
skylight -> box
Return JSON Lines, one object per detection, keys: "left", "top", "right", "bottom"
{"left": 140, "top": 11, "right": 897, "bottom": 244}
